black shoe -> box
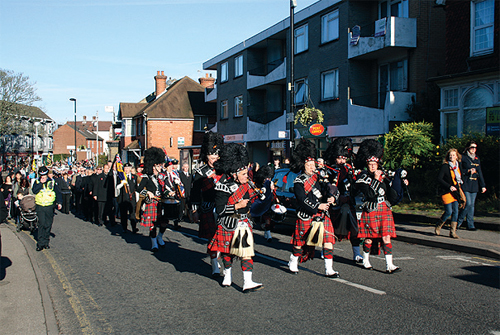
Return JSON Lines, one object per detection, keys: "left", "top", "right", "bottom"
{"left": 36, "top": 245, "right": 44, "bottom": 251}
{"left": 132, "top": 228, "right": 139, "bottom": 234}
{"left": 467, "top": 227, "right": 477, "bottom": 231}
{"left": 45, "top": 245, "right": 50, "bottom": 249}
{"left": 151, "top": 247, "right": 159, "bottom": 252}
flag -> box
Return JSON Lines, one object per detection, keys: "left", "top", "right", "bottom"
{"left": 32, "top": 157, "right": 37, "bottom": 171}
{"left": 115, "top": 154, "right": 126, "bottom": 182}
{"left": 46, "top": 153, "right": 53, "bottom": 167}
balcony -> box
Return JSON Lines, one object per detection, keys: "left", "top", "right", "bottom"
{"left": 247, "top": 58, "right": 286, "bottom": 90}
{"left": 348, "top": 17, "right": 416, "bottom": 60}
{"left": 327, "top": 91, "right": 414, "bottom": 137}
{"left": 205, "top": 84, "right": 217, "bottom": 103}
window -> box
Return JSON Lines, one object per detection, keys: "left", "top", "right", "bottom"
{"left": 221, "top": 100, "right": 228, "bottom": 119}
{"left": 463, "top": 86, "right": 492, "bottom": 133}
{"left": 444, "top": 88, "right": 459, "bottom": 108}
{"left": 131, "top": 118, "right": 136, "bottom": 136}
{"left": 221, "top": 62, "right": 228, "bottom": 82}
{"left": 321, "top": 69, "right": 339, "bottom": 100}
{"left": 234, "top": 55, "right": 243, "bottom": 77}
{"left": 380, "top": 0, "right": 409, "bottom": 18}
{"left": 444, "top": 112, "right": 458, "bottom": 139}
{"left": 194, "top": 116, "right": 209, "bottom": 131}
{"left": 294, "top": 24, "right": 308, "bottom": 54}
{"left": 321, "top": 10, "right": 339, "bottom": 43}
{"left": 234, "top": 95, "right": 243, "bottom": 117}
{"left": 294, "top": 78, "right": 308, "bottom": 105}
{"left": 379, "top": 59, "right": 408, "bottom": 107}
{"left": 471, "top": 0, "right": 494, "bottom": 56}
{"left": 142, "top": 118, "right": 146, "bottom": 135}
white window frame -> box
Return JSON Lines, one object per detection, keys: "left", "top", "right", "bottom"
{"left": 321, "top": 9, "right": 339, "bottom": 43}
{"left": 321, "top": 69, "right": 339, "bottom": 100}
{"left": 471, "top": 0, "right": 495, "bottom": 56}
{"left": 379, "top": 0, "right": 409, "bottom": 18}
{"left": 221, "top": 100, "right": 228, "bottom": 119}
{"left": 294, "top": 78, "right": 308, "bottom": 105}
{"left": 194, "top": 116, "right": 209, "bottom": 132}
{"left": 234, "top": 95, "right": 243, "bottom": 117}
{"left": 234, "top": 55, "right": 243, "bottom": 77}
{"left": 221, "top": 62, "right": 228, "bottom": 82}
{"left": 443, "top": 88, "right": 459, "bottom": 108}
{"left": 294, "top": 24, "right": 308, "bottom": 54}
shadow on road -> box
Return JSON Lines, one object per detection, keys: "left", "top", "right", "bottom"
{"left": 454, "top": 265, "right": 500, "bottom": 289}
{"left": 0, "top": 256, "right": 12, "bottom": 281}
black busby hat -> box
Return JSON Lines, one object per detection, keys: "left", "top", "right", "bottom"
{"left": 200, "top": 131, "right": 224, "bottom": 163}
{"left": 253, "top": 164, "right": 275, "bottom": 188}
{"left": 324, "top": 137, "right": 353, "bottom": 165}
{"left": 356, "top": 139, "right": 384, "bottom": 168}
{"left": 216, "top": 143, "right": 249, "bottom": 175}
{"left": 290, "top": 140, "right": 316, "bottom": 173}
{"left": 144, "top": 147, "right": 165, "bottom": 175}
{"left": 38, "top": 166, "right": 49, "bottom": 176}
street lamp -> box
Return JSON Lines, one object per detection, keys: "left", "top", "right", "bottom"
{"left": 289, "top": 0, "right": 297, "bottom": 155}
{"left": 70, "top": 98, "right": 77, "bottom": 163}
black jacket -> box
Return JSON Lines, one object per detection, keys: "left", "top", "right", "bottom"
{"left": 460, "top": 154, "right": 485, "bottom": 193}
{"left": 179, "top": 171, "right": 192, "bottom": 200}
{"left": 437, "top": 163, "right": 462, "bottom": 196}
{"left": 117, "top": 174, "right": 137, "bottom": 204}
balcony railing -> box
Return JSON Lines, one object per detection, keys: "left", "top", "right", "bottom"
{"left": 247, "top": 58, "right": 286, "bottom": 89}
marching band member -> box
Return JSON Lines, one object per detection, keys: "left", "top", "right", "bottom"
{"left": 355, "top": 139, "right": 403, "bottom": 274}
{"left": 137, "top": 147, "right": 167, "bottom": 252}
{"left": 207, "top": 143, "right": 263, "bottom": 292}
{"left": 287, "top": 140, "right": 339, "bottom": 278}
{"left": 191, "top": 131, "right": 224, "bottom": 277}
{"left": 323, "top": 137, "right": 363, "bottom": 263}
{"left": 164, "top": 158, "right": 184, "bottom": 230}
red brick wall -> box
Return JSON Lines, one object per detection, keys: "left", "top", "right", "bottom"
{"left": 147, "top": 120, "right": 194, "bottom": 160}
{"left": 53, "top": 124, "right": 94, "bottom": 161}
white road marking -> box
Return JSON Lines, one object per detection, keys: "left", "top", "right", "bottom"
{"left": 437, "top": 255, "right": 499, "bottom": 267}
{"left": 371, "top": 256, "right": 414, "bottom": 260}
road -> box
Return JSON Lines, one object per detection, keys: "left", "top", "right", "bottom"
{"left": 23, "top": 212, "right": 500, "bottom": 334}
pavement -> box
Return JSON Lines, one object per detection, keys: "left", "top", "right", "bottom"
{"left": 0, "top": 211, "right": 498, "bottom": 334}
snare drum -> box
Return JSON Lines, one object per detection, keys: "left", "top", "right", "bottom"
{"left": 161, "top": 198, "right": 180, "bottom": 220}
{"left": 270, "top": 204, "right": 287, "bottom": 223}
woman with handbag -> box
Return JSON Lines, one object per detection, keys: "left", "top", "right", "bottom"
{"left": 435, "top": 148, "right": 463, "bottom": 239}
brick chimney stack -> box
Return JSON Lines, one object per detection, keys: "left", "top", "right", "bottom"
{"left": 155, "top": 70, "right": 167, "bottom": 95}
{"left": 198, "top": 73, "right": 215, "bottom": 89}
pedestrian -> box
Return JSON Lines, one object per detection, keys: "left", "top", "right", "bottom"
{"left": 324, "top": 137, "right": 363, "bottom": 263}
{"left": 287, "top": 140, "right": 339, "bottom": 278}
{"left": 179, "top": 162, "right": 193, "bottom": 222}
{"left": 1, "top": 174, "right": 13, "bottom": 219}
{"left": 355, "top": 139, "right": 403, "bottom": 273}
{"left": 191, "top": 131, "right": 224, "bottom": 276}
{"left": 208, "top": 143, "right": 263, "bottom": 292}
{"left": 272, "top": 156, "right": 281, "bottom": 170}
{"left": 13, "top": 177, "right": 32, "bottom": 231}
{"left": 117, "top": 163, "right": 138, "bottom": 233}
{"left": 32, "top": 166, "right": 62, "bottom": 251}
{"left": 93, "top": 165, "right": 115, "bottom": 226}
{"left": 457, "top": 141, "right": 486, "bottom": 231}
{"left": 249, "top": 165, "right": 277, "bottom": 242}
{"left": 54, "top": 171, "right": 71, "bottom": 214}
{"left": 435, "top": 148, "right": 463, "bottom": 239}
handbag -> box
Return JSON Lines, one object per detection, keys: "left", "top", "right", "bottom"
{"left": 458, "top": 185, "right": 467, "bottom": 209}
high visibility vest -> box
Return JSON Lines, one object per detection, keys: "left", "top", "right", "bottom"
{"left": 35, "top": 180, "right": 56, "bottom": 206}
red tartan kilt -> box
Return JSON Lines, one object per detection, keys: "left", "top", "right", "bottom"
{"left": 140, "top": 201, "right": 158, "bottom": 227}
{"left": 199, "top": 210, "right": 216, "bottom": 239}
{"left": 291, "top": 214, "right": 335, "bottom": 247}
{"left": 357, "top": 202, "right": 396, "bottom": 238}
{"left": 208, "top": 219, "right": 252, "bottom": 254}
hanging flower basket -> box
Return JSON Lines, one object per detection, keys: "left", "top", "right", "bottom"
{"left": 294, "top": 106, "right": 324, "bottom": 127}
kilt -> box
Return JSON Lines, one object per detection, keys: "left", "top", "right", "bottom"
{"left": 199, "top": 209, "right": 216, "bottom": 239}
{"left": 357, "top": 202, "right": 396, "bottom": 238}
{"left": 291, "top": 214, "right": 335, "bottom": 247}
{"left": 208, "top": 219, "right": 252, "bottom": 254}
{"left": 140, "top": 201, "right": 158, "bottom": 227}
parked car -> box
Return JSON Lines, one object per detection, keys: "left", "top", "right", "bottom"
{"left": 271, "top": 168, "right": 363, "bottom": 226}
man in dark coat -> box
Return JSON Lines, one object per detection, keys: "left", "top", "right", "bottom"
{"left": 117, "top": 163, "right": 138, "bottom": 233}
{"left": 93, "top": 165, "right": 115, "bottom": 226}
{"left": 179, "top": 162, "right": 192, "bottom": 221}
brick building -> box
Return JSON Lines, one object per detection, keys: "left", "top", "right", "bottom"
{"left": 52, "top": 123, "right": 104, "bottom": 161}
{"left": 431, "top": 0, "right": 499, "bottom": 140}
{"left": 118, "top": 71, "right": 216, "bottom": 166}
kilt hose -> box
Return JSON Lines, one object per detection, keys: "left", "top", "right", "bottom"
{"left": 208, "top": 219, "right": 252, "bottom": 255}
{"left": 198, "top": 207, "right": 216, "bottom": 240}
{"left": 357, "top": 202, "right": 397, "bottom": 239}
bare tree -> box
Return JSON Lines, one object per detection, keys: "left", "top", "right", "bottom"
{"left": 0, "top": 68, "right": 42, "bottom": 136}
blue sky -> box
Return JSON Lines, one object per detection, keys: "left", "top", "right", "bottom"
{"left": 0, "top": 0, "right": 318, "bottom": 124}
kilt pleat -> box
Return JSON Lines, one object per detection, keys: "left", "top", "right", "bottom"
{"left": 208, "top": 219, "right": 252, "bottom": 254}
{"left": 291, "top": 214, "right": 335, "bottom": 247}
{"left": 140, "top": 201, "right": 158, "bottom": 227}
{"left": 357, "top": 202, "right": 396, "bottom": 238}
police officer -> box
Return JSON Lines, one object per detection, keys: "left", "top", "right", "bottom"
{"left": 32, "top": 166, "right": 62, "bottom": 251}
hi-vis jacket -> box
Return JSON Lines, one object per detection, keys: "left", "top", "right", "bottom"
{"left": 32, "top": 178, "right": 62, "bottom": 207}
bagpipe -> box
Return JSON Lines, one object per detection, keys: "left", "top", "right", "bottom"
{"left": 380, "top": 168, "right": 411, "bottom": 204}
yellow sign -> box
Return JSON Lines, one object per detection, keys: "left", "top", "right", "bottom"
{"left": 486, "top": 107, "right": 500, "bottom": 135}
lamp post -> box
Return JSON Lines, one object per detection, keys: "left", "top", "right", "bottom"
{"left": 70, "top": 98, "right": 77, "bottom": 163}
{"left": 289, "top": 0, "right": 297, "bottom": 155}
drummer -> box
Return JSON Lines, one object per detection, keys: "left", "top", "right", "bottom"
{"left": 287, "top": 140, "right": 339, "bottom": 278}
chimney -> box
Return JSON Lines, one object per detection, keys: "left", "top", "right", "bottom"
{"left": 82, "top": 116, "right": 87, "bottom": 123}
{"left": 155, "top": 70, "right": 167, "bottom": 96}
{"left": 199, "top": 73, "right": 215, "bottom": 89}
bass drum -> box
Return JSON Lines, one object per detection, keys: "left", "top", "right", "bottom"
{"left": 270, "top": 204, "right": 287, "bottom": 223}
{"left": 161, "top": 198, "right": 180, "bottom": 220}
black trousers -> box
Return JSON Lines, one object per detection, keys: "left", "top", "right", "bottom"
{"left": 119, "top": 201, "right": 137, "bottom": 231}
{"left": 61, "top": 193, "right": 71, "bottom": 214}
{"left": 36, "top": 204, "right": 54, "bottom": 248}
{"left": 97, "top": 200, "right": 115, "bottom": 225}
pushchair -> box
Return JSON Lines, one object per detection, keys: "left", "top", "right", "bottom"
{"left": 18, "top": 194, "right": 38, "bottom": 233}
